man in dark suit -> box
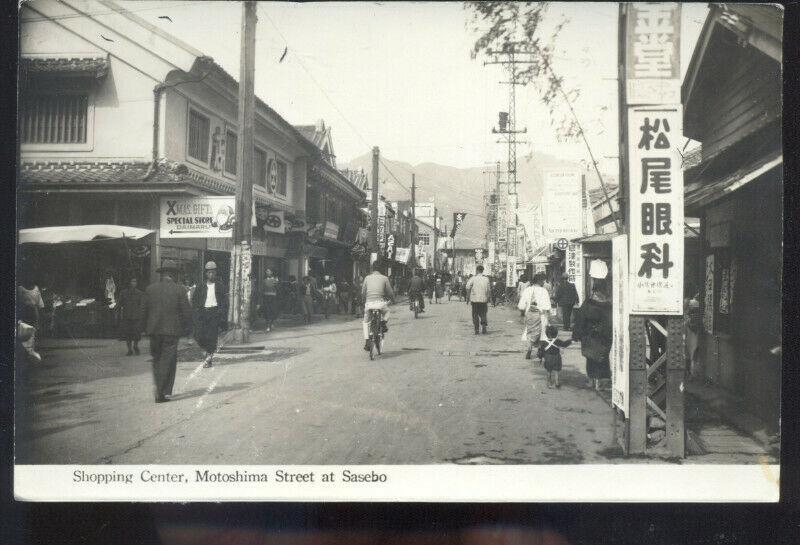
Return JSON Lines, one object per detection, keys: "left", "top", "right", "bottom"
{"left": 191, "top": 261, "right": 228, "bottom": 368}
{"left": 141, "top": 265, "right": 193, "bottom": 403}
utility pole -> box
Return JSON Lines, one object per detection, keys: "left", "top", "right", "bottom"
{"left": 486, "top": 45, "right": 531, "bottom": 286}
{"left": 410, "top": 173, "right": 416, "bottom": 270}
{"left": 370, "top": 147, "right": 380, "bottom": 262}
{"left": 229, "top": 0, "right": 257, "bottom": 344}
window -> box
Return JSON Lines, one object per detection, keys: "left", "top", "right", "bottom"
{"left": 418, "top": 232, "right": 430, "bottom": 245}
{"left": 254, "top": 148, "right": 267, "bottom": 188}
{"left": 187, "top": 109, "right": 210, "bottom": 163}
{"left": 276, "top": 160, "right": 287, "bottom": 195}
{"left": 21, "top": 94, "right": 89, "bottom": 144}
{"left": 225, "top": 130, "right": 237, "bottom": 175}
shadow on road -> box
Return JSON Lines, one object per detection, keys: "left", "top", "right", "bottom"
{"left": 169, "top": 382, "right": 254, "bottom": 402}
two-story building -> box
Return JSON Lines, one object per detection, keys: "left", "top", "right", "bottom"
{"left": 16, "top": 0, "right": 360, "bottom": 335}
{"left": 294, "top": 120, "right": 367, "bottom": 283}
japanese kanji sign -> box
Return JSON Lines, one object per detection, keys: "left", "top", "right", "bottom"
{"left": 451, "top": 212, "right": 467, "bottom": 238}
{"left": 565, "top": 242, "right": 584, "bottom": 305}
{"left": 625, "top": 3, "right": 681, "bottom": 105}
{"left": 628, "top": 106, "right": 684, "bottom": 314}
{"left": 506, "top": 227, "right": 517, "bottom": 256}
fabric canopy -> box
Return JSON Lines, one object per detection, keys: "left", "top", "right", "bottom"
{"left": 18, "top": 225, "right": 154, "bottom": 244}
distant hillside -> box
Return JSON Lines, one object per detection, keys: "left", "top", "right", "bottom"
{"left": 345, "top": 152, "right": 615, "bottom": 248}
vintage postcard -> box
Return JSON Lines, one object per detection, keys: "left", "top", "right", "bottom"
{"left": 15, "top": 1, "right": 781, "bottom": 502}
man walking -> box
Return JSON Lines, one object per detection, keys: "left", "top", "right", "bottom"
{"left": 466, "top": 265, "right": 491, "bottom": 335}
{"left": 191, "top": 261, "right": 228, "bottom": 368}
{"left": 141, "top": 265, "right": 193, "bottom": 403}
{"left": 555, "top": 272, "right": 579, "bottom": 330}
{"left": 261, "top": 268, "right": 279, "bottom": 332}
{"left": 408, "top": 269, "right": 426, "bottom": 313}
{"left": 361, "top": 261, "right": 395, "bottom": 351}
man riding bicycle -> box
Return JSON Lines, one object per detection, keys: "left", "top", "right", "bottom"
{"left": 408, "top": 269, "right": 425, "bottom": 314}
{"left": 361, "top": 261, "right": 395, "bottom": 351}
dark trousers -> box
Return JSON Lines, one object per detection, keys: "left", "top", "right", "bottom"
{"left": 150, "top": 335, "right": 178, "bottom": 397}
{"left": 561, "top": 304, "right": 574, "bottom": 329}
{"left": 410, "top": 291, "right": 425, "bottom": 311}
{"left": 195, "top": 307, "right": 221, "bottom": 354}
{"left": 262, "top": 295, "right": 278, "bottom": 325}
{"left": 471, "top": 302, "right": 488, "bottom": 331}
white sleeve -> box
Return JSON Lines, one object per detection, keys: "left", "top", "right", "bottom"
{"left": 517, "top": 288, "right": 530, "bottom": 311}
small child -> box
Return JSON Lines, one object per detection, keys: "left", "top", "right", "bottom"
{"left": 537, "top": 325, "right": 572, "bottom": 389}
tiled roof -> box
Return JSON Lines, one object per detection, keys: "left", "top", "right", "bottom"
{"left": 18, "top": 160, "right": 284, "bottom": 207}
{"left": 21, "top": 56, "right": 109, "bottom": 79}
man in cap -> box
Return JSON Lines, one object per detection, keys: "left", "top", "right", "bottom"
{"left": 191, "top": 261, "right": 228, "bottom": 368}
{"left": 555, "top": 272, "right": 580, "bottom": 331}
{"left": 141, "top": 265, "right": 193, "bottom": 403}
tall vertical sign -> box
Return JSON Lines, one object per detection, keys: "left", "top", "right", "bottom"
{"left": 565, "top": 242, "right": 585, "bottom": 305}
{"left": 626, "top": 3, "right": 681, "bottom": 105}
{"left": 542, "top": 169, "right": 583, "bottom": 242}
{"left": 627, "top": 106, "right": 684, "bottom": 313}
{"left": 611, "top": 235, "right": 630, "bottom": 416}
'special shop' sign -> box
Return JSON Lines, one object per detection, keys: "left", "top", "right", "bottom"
{"left": 160, "top": 196, "right": 236, "bottom": 239}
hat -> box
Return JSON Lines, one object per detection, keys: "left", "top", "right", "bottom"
{"left": 589, "top": 259, "right": 608, "bottom": 280}
{"left": 205, "top": 261, "right": 217, "bottom": 271}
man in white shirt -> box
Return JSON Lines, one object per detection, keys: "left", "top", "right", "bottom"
{"left": 190, "top": 261, "right": 228, "bottom": 368}
{"left": 466, "top": 265, "right": 492, "bottom": 334}
{"left": 361, "top": 261, "right": 395, "bottom": 351}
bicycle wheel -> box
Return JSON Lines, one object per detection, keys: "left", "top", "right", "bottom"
{"left": 374, "top": 331, "right": 382, "bottom": 355}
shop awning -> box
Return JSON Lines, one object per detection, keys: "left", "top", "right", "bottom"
{"left": 18, "top": 225, "right": 154, "bottom": 244}
{"left": 685, "top": 152, "right": 782, "bottom": 212}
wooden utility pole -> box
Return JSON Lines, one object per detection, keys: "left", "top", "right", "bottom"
{"left": 229, "top": 0, "right": 257, "bottom": 344}
{"left": 370, "top": 147, "right": 380, "bottom": 261}
{"left": 410, "top": 173, "right": 416, "bottom": 270}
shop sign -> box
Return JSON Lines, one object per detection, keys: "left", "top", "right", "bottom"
{"left": 258, "top": 210, "right": 287, "bottom": 234}
{"left": 542, "top": 169, "right": 583, "bottom": 241}
{"left": 160, "top": 196, "right": 235, "bottom": 239}
{"left": 507, "top": 227, "right": 517, "bottom": 256}
{"left": 488, "top": 241, "right": 495, "bottom": 264}
{"left": 611, "top": 235, "right": 630, "bottom": 416}
{"left": 506, "top": 257, "right": 517, "bottom": 286}
{"left": 627, "top": 106, "right": 684, "bottom": 314}
{"left": 703, "top": 254, "right": 714, "bottom": 333}
{"left": 323, "top": 221, "right": 340, "bottom": 240}
{"left": 416, "top": 249, "right": 427, "bottom": 269}
{"left": 625, "top": 3, "right": 681, "bottom": 105}
{"left": 287, "top": 216, "right": 311, "bottom": 233}
{"left": 566, "top": 242, "right": 585, "bottom": 304}
{"left": 474, "top": 248, "right": 483, "bottom": 263}
{"left": 385, "top": 233, "right": 395, "bottom": 260}
{"left": 395, "top": 247, "right": 411, "bottom": 264}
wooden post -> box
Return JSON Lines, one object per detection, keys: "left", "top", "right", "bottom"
{"left": 410, "top": 173, "right": 416, "bottom": 270}
{"left": 229, "top": 1, "right": 257, "bottom": 344}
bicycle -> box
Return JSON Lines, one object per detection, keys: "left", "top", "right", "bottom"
{"left": 410, "top": 294, "right": 420, "bottom": 319}
{"left": 367, "top": 308, "right": 384, "bottom": 360}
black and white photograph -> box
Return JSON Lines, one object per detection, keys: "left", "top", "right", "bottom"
{"left": 13, "top": 1, "right": 783, "bottom": 502}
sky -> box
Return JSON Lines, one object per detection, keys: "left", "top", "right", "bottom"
{"left": 118, "top": 1, "right": 709, "bottom": 171}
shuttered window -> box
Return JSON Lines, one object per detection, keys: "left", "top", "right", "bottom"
{"left": 255, "top": 148, "right": 267, "bottom": 188}
{"left": 21, "top": 94, "right": 89, "bottom": 144}
{"left": 187, "top": 109, "right": 210, "bottom": 163}
{"left": 276, "top": 160, "right": 287, "bottom": 195}
{"left": 225, "top": 130, "right": 237, "bottom": 175}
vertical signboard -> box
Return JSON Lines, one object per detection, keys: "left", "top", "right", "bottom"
{"left": 506, "top": 258, "right": 516, "bottom": 286}
{"left": 566, "top": 242, "right": 585, "bottom": 305}
{"left": 611, "top": 235, "right": 630, "bottom": 416}
{"left": 542, "top": 169, "right": 583, "bottom": 241}
{"left": 506, "top": 226, "right": 517, "bottom": 256}
{"left": 626, "top": 3, "right": 681, "bottom": 105}
{"left": 703, "top": 254, "right": 714, "bottom": 334}
{"left": 376, "top": 201, "right": 386, "bottom": 256}
{"left": 488, "top": 241, "right": 495, "bottom": 266}
{"left": 627, "top": 106, "right": 684, "bottom": 314}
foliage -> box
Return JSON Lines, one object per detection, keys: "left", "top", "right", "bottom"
{"left": 464, "top": 1, "right": 583, "bottom": 142}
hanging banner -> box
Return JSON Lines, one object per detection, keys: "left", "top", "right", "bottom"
{"left": 626, "top": 3, "right": 682, "bottom": 105}
{"left": 488, "top": 241, "right": 495, "bottom": 265}
{"left": 474, "top": 248, "right": 483, "bottom": 263}
{"left": 451, "top": 212, "right": 467, "bottom": 238}
{"left": 627, "top": 106, "right": 684, "bottom": 314}
{"left": 542, "top": 169, "right": 584, "bottom": 241}
{"left": 611, "top": 235, "right": 630, "bottom": 416}
{"left": 160, "top": 196, "right": 235, "bottom": 239}
{"left": 507, "top": 227, "right": 518, "bottom": 256}
{"left": 703, "top": 254, "right": 714, "bottom": 334}
{"left": 566, "top": 242, "right": 585, "bottom": 305}
{"left": 505, "top": 258, "right": 517, "bottom": 286}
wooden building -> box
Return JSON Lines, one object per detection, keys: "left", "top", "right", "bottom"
{"left": 682, "top": 4, "right": 782, "bottom": 428}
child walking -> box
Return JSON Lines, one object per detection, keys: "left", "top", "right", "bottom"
{"left": 537, "top": 325, "right": 572, "bottom": 389}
